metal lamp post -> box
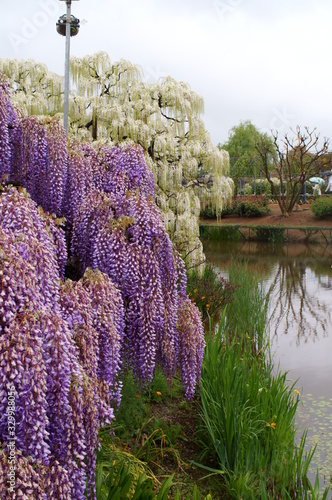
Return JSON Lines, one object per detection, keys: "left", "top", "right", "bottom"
{"left": 56, "top": 1, "right": 80, "bottom": 136}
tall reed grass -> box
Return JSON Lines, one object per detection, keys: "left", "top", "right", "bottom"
{"left": 224, "top": 261, "right": 269, "bottom": 353}
{"left": 198, "top": 261, "right": 329, "bottom": 499}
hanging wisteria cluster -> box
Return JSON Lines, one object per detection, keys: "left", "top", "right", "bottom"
{"left": 0, "top": 73, "right": 15, "bottom": 180}
{"left": 0, "top": 75, "right": 205, "bottom": 498}
{"left": 9, "top": 115, "right": 67, "bottom": 215}
{"left": 0, "top": 188, "right": 125, "bottom": 499}
{"left": 68, "top": 145, "right": 204, "bottom": 387}
{"left": 60, "top": 269, "right": 124, "bottom": 498}
{"left": 0, "top": 188, "right": 81, "bottom": 498}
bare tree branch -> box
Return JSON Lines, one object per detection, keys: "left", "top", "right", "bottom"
{"left": 255, "top": 126, "right": 330, "bottom": 216}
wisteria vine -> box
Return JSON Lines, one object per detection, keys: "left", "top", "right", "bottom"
{"left": 0, "top": 73, "right": 205, "bottom": 499}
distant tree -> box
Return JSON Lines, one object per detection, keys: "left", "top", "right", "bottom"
{"left": 255, "top": 126, "right": 330, "bottom": 216}
{"left": 219, "top": 120, "right": 275, "bottom": 194}
{"left": 0, "top": 54, "right": 232, "bottom": 269}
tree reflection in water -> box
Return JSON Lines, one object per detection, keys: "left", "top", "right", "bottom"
{"left": 203, "top": 240, "right": 332, "bottom": 344}
{"left": 267, "top": 257, "right": 331, "bottom": 344}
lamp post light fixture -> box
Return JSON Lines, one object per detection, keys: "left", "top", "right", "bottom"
{"left": 56, "top": 0, "right": 80, "bottom": 136}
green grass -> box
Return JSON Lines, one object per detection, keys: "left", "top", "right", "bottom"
{"left": 196, "top": 262, "right": 330, "bottom": 499}
{"left": 199, "top": 320, "right": 309, "bottom": 498}
{"left": 224, "top": 260, "right": 269, "bottom": 353}
{"left": 96, "top": 370, "right": 216, "bottom": 499}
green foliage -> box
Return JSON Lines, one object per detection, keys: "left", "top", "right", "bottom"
{"left": 242, "top": 183, "right": 253, "bottom": 195}
{"left": 96, "top": 453, "right": 213, "bottom": 500}
{"left": 96, "top": 428, "right": 157, "bottom": 499}
{"left": 132, "top": 417, "right": 181, "bottom": 467}
{"left": 222, "top": 195, "right": 271, "bottom": 218}
{"left": 96, "top": 368, "right": 215, "bottom": 499}
{"left": 144, "top": 368, "right": 171, "bottom": 402}
{"left": 248, "top": 178, "right": 273, "bottom": 197}
{"left": 254, "top": 226, "right": 285, "bottom": 243}
{"left": 96, "top": 459, "right": 174, "bottom": 500}
{"left": 224, "top": 260, "right": 269, "bottom": 352}
{"left": 219, "top": 120, "right": 275, "bottom": 193}
{"left": 310, "top": 196, "right": 332, "bottom": 217}
{"left": 200, "top": 204, "right": 220, "bottom": 219}
{"left": 197, "top": 264, "right": 322, "bottom": 498}
{"left": 113, "top": 368, "right": 178, "bottom": 441}
{"left": 113, "top": 372, "right": 147, "bottom": 439}
{"left": 199, "top": 225, "right": 241, "bottom": 241}
{"left": 187, "top": 264, "right": 237, "bottom": 321}
{"left": 112, "top": 369, "right": 186, "bottom": 466}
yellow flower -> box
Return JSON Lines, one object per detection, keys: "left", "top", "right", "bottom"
{"left": 136, "top": 393, "right": 140, "bottom": 398}
{"left": 201, "top": 296, "right": 205, "bottom": 300}
{"left": 156, "top": 391, "right": 162, "bottom": 397}
{"left": 112, "top": 460, "right": 116, "bottom": 467}
{"left": 293, "top": 389, "right": 301, "bottom": 397}
{"left": 267, "top": 421, "right": 276, "bottom": 429}
{"left": 206, "top": 304, "right": 210, "bottom": 310}
{"left": 194, "top": 289, "right": 197, "bottom": 293}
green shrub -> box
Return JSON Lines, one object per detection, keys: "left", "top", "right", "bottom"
{"left": 113, "top": 372, "right": 147, "bottom": 439}
{"left": 187, "top": 264, "right": 237, "bottom": 321}
{"left": 243, "top": 183, "right": 253, "bottom": 195}
{"left": 200, "top": 205, "right": 219, "bottom": 219}
{"left": 250, "top": 178, "right": 272, "bottom": 196}
{"left": 253, "top": 177, "right": 283, "bottom": 200}
{"left": 310, "top": 196, "right": 332, "bottom": 217}
{"left": 222, "top": 195, "right": 271, "bottom": 217}
{"left": 114, "top": 369, "right": 173, "bottom": 440}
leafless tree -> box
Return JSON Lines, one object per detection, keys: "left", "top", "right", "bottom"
{"left": 255, "top": 126, "right": 330, "bottom": 216}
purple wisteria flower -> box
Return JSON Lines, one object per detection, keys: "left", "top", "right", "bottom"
{"left": 8, "top": 115, "right": 67, "bottom": 215}
{"left": 60, "top": 270, "right": 124, "bottom": 497}
{"left": 0, "top": 73, "right": 16, "bottom": 180}
{"left": 0, "top": 81, "right": 206, "bottom": 498}
{"left": 0, "top": 190, "right": 86, "bottom": 498}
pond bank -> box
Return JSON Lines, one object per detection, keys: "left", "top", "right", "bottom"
{"left": 200, "top": 203, "right": 332, "bottom": 243}
{"left": 200, "top": 223, "right": 332, "bottom": 243}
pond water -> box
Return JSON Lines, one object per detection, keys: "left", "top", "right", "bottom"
{"left": 203, "top": 239, "right": 332, "bottom": 491}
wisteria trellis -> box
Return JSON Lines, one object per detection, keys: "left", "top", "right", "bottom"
{"left": 0, "top": 74, "right": 205, "bottom": 499}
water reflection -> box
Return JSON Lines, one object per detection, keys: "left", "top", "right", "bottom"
{"left": 268, "top": 259, "right": 331, "bottom": 344}
{"left": 203, "top": 240, "right": 332, "bottom": 344}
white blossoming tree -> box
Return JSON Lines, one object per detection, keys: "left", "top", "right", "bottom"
{"left": 0, "top": 53, "right": 233, "bottom": 268}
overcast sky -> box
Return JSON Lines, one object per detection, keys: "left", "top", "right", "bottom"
{"left": 1, "top": 0, "right": 332, "bottom": 147}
